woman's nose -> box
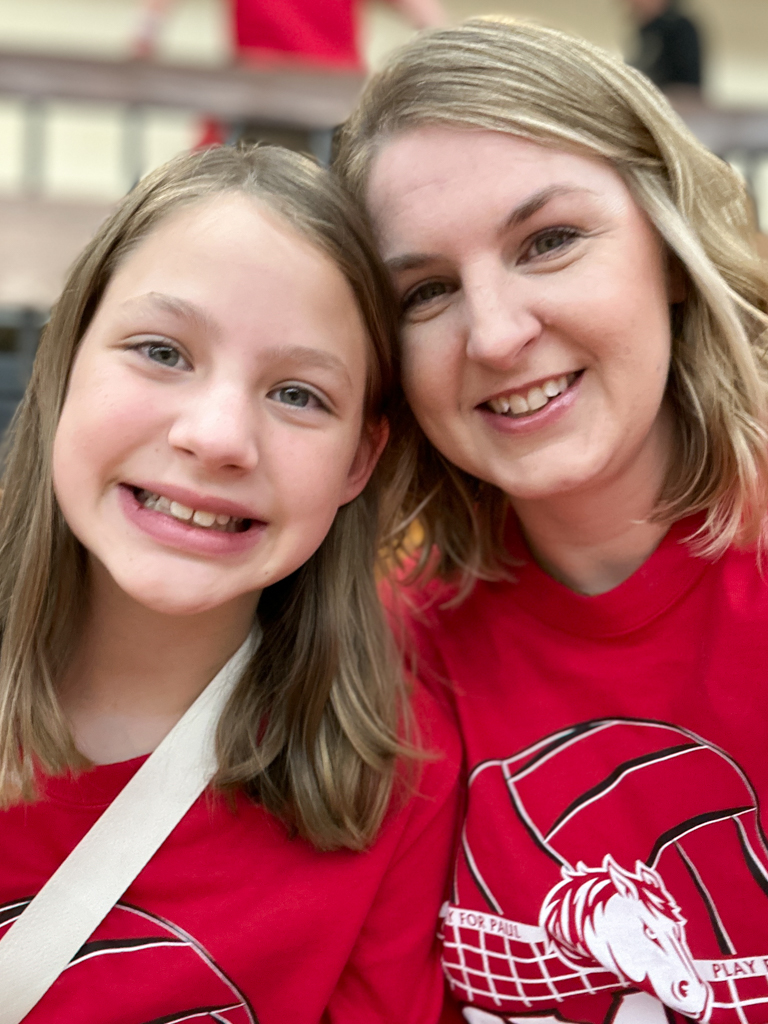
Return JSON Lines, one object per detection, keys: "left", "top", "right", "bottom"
{"left": 167, "top": 381, "right": 259, "bottom": 472}
{"left": 463, "top": 269, "right": 542, "bottom": 367}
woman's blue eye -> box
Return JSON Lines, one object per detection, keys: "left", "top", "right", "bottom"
{"left": 145, "top": 343, "right": 182, "bottom": 367}
{"left": 402, "top": 280, "right": 450, "bottom": 312}
{"left": 529, "top": 228, "right": 579, "bottom": 259}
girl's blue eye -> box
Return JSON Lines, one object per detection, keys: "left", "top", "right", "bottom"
{"left": 145, "top": 343, "right": 183, "bottom": 368}
{"left": 272, "top": 385, "right": 320, "bottom": 409}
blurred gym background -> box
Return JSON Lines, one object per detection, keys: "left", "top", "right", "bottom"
{"left": 0, "top": 0, "right": 766, "bottom": 432}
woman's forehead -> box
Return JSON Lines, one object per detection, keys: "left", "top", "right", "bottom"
{"left": 365, "top": 127, "right": 631, "bottom": 255}
{"left": 369, "top": 127, "right": 618, "bottom": 201}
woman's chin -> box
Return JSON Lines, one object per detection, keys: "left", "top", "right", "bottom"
{"left": 493, "top": 463, "right": 608, "bottom": 506}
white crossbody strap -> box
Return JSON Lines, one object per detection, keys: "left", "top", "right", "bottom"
{"left": 0, "top": 633, "right": 256, "bottom": 1024}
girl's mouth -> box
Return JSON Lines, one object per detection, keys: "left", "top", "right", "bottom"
{"left": 483, "top": 370, "right": 583, "bottom": 418}
{"left": 131, "top": 487, "right": 252, "bottom": 534}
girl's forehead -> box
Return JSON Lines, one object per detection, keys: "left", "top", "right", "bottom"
{"left": 82, "top": 194, "right": 369, "bottom": 384}
{"left": 124, "top": 194, "right": 325, "bottom": 273}
{"left": 104, "top": 195, "right": 356, "bottom": 317}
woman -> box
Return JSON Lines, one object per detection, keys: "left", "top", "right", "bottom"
{"left": 334, "top": 17, "right": 768, "bottom": 1024}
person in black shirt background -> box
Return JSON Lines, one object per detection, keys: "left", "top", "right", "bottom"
{"left": 626, "top": 0, "right": 703, "bottom": 93}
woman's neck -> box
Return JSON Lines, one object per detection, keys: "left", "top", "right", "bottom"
{"left": 511, "top": 417, "right": 673, "bottom": 596}
{"left": 59, "top": 559, "right": 259, "bottom": 764}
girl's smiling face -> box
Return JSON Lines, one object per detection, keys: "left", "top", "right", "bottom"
{"left": 366, "top": 127, "right": 678, "bottom": 505}
{"left": 53, "top": 194, "right": 382, "bottom": 616}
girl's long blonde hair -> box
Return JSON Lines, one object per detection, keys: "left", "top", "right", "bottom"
{"left": 334, "top": 17, "right": 768, "bottom": 588}
{"left": 0, "top": 144, "right": 411, "bottom": 851}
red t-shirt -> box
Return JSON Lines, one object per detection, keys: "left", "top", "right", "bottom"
{"left": 231, "top": 0, "right": 362, "bottom": 69}
{"left": 0, "top": 685, "right": 460, "bottom": 1023}
{"left": 402, "top": 515, "right": 768, "bottom": 1024}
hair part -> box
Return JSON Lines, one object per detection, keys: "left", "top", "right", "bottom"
{"left": 0, "top": 144, "right": 411, "bottom": 851}
{"left": 334, "top": 16, "right": 768, "bottom": 591}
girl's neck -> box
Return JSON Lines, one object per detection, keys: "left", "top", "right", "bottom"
{"left": 59, "top": 559, "right": 259, "bottom": 765}
{"left": 511, "top": 416, "right": 673, "bottom": 596}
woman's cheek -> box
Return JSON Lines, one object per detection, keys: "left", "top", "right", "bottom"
{"left": 401, "top": 325, "right": 446, "bottom": 412}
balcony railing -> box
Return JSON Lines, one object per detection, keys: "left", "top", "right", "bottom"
{"left": 0, "top": 47, "right": 365, "bottom": 191}
{"left": 0, "top": 50, "right": 766, "bottom": 434}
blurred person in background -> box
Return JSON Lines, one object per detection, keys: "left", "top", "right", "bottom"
{"left": 134, "top": 0, "right": 446, "bottom": 152}
{"left": 134, "top": 0, "right": 446, "bottom": 70}
{"left": 625, "top": 0, "right": 703, "bottom": 94}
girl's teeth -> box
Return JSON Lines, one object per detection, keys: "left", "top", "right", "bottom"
{"left": 170, "top": 501, "right": 193, "bottom": 522}
{"left": 135, "top": 489, "right": 241, "bottom": 531}
{"left": 509, "top": 394, "right": 529, "bottom": 415}
{"left": 192, "top": 510, "right": 216, "bottom": 528}
{"left": 543, "top": 379, "right": 561, "bottom": 398}
{"left": 527, "top": 386, "right": 548, "bottom": 411}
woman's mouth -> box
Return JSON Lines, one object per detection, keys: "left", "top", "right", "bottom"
{"left": 132, "top": 487, "right": 251, "bottom": 534}
{"left": 484, "top": 371, "right": 582, "bottom": 418}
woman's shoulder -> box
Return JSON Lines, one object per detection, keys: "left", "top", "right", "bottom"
{"left": 409, "top": 672, "right": 462, "bottom": 765}
{"left": 383, "top": 675, "right": 462, "bottom": 861}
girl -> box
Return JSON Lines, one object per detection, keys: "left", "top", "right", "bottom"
{"left": 0, "top": 144, "right": 459, "bottom": 1022}
{"left": 334, "top": 17, "right": 768, "bottom": 1024}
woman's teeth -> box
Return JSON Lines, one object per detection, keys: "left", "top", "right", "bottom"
{"left": 134, "top": 489, "right": 249, "bottom": 533}
{"left": 488, "top": 372, "right": 577, "bottom": 417}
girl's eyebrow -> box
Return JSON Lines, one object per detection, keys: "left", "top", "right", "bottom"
{"left": 119, "top": 295, "right": 351, "bottom": 383}
{"left": 262, "top": 344, "right": 352, "bottom": 384}
{"left": 119, "top": 292, "right": 219, "bottom": 335}
{"left": 384, "top": 184, "right": 598, "bottom": 274}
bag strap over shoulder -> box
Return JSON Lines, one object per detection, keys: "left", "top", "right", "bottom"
{"left": 0, "top": 633, "right": 256, "bottom": 1024}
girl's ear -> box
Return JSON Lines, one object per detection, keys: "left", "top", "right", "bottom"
{"left": 340, "top": 417, "right": 390, "bottom": 506}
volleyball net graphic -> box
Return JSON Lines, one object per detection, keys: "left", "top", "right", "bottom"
{"left": 449, "top": 719, "right": 768, "bottom": 1024}
{"left": 441, "top": 904, "right": 768, "bottom": 1024}
{"left": 440, "top": 905, "right": 619, "bottom": 1011}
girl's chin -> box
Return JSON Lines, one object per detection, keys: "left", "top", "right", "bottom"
{"left": 104, "top": 565, "right": 261, "bottom": 618}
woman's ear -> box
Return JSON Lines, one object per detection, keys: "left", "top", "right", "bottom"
{"left": 340, "top": 417, "right": 390, "bottom": 506}
{"left": 667, "top": 253, "right": 688, "bottom": 305}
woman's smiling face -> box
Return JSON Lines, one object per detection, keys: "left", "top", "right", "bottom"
{"left": 52, "top": 194, "right": 380, "bottom": 617}
{"left": 366, "top": 127, "right": 677, "bottom": 504}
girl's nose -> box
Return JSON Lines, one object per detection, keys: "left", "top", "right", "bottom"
{"left": 463, "top": 269, "right": 542, "bottom": 367}
{"left": 167, "top": 381, "right": 259, "bottom": 473}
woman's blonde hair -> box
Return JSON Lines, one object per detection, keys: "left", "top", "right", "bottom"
{"left": 0, "top": 144, "right": 411, "bottom": 851}
{"left": 334, "top": 16, "right": 768, "bottom": 587}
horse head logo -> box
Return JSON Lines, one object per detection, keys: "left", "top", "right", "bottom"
{"left": 540, "top": 855, "right": 711, "bottom": 1021}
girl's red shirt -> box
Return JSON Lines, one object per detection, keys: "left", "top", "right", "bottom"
{"left": 1, "top": 683, "right": 460, "bottom": 1023}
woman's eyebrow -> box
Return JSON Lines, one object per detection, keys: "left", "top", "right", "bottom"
{"left": 502, "top": 184, "right": 598, "bottom": 231}
{"left": 384, "top": 184, "right": 598, "bottom": 274}
{"left": 384, "top": 252, "right": 436, "bottom": 274}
